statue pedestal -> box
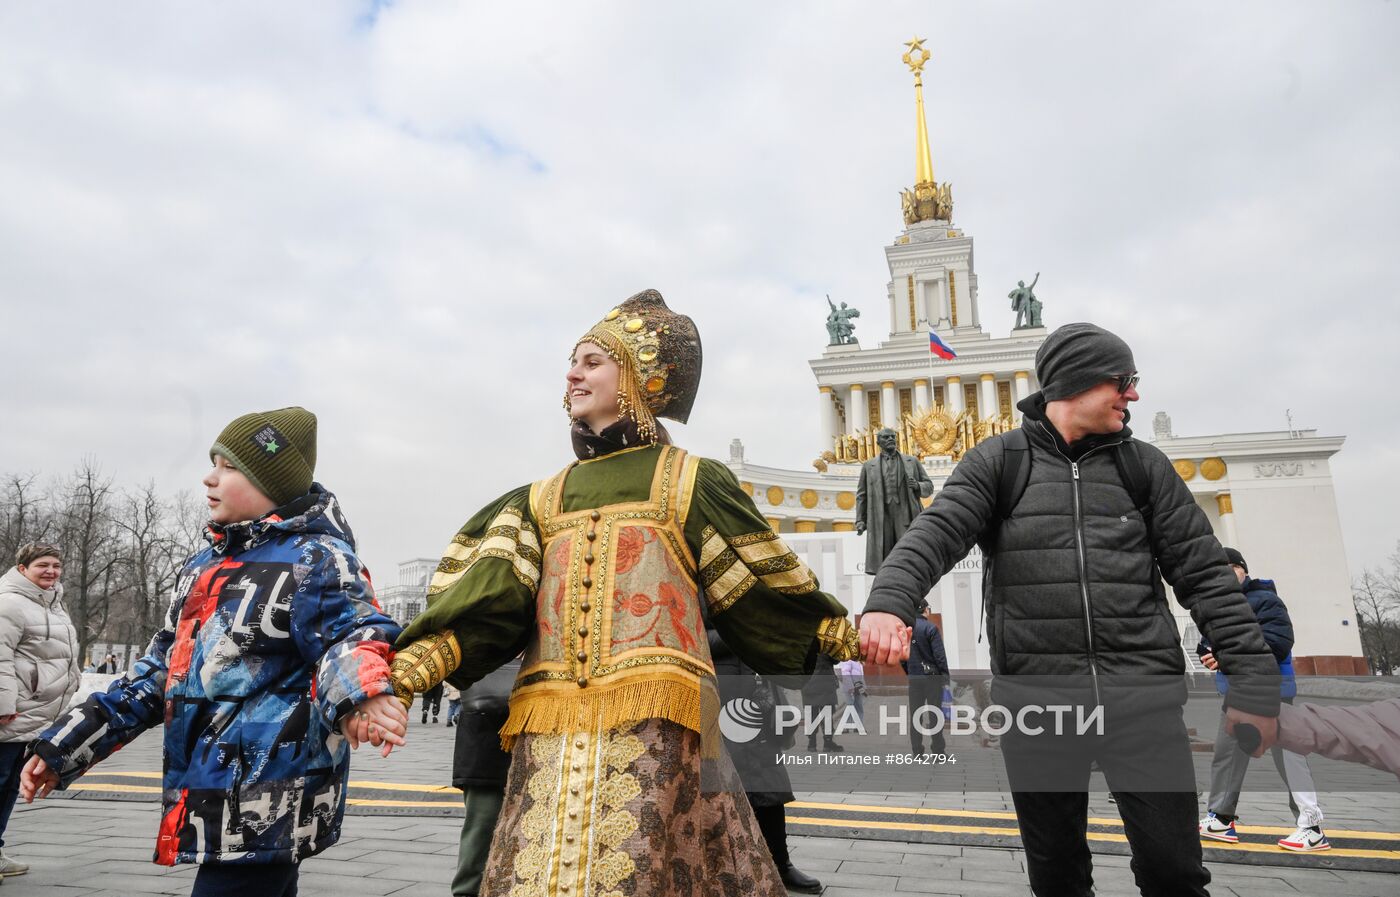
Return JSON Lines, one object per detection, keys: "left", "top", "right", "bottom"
{"left": 822, "top": 341, "right": 861, "bottom": 356}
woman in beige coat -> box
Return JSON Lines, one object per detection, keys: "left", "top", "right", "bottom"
{"left": 0, "top": 542, "right": 80, "bottom": 882}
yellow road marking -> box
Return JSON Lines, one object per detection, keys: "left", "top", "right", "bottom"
{"left": 347, "top": 798, "right": 461, "bottom": 808}
{"left": 789, "top": 816, "right": 1399, "bottom": 861}
{"left": 70, "top": 783, "right": 161, "bottom": 794}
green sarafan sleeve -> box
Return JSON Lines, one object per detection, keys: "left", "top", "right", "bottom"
{"left": 684, "top": 458, "right": 857, "bottom": 676}
{"left": 395, "top": 486, "right": 539, "bottom": 690}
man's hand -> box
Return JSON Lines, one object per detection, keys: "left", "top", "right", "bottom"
{"left": 20, "top": 756, "right": 59, "bottom": 802}
{"left": 1224, "top": 708, "right": 1279, "bottom": 758}
{"left": 341, "top": 693, "right": 410, "bottom": 758}
{"left": 859, "top": 611, "right": 912, "bottom": 666}
{"left": 854, "top": 520, "right": 866, "bottom": 535}
{"left": 1201, "top": 652, "right": 1219, "bottom": 671}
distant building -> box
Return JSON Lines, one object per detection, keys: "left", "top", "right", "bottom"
{"left": 376, "top": 557, "right": 436, "bottom": 626}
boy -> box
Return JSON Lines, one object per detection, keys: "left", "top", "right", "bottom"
{"left": 21, "top": 407, "right": 406, "bottom": 897}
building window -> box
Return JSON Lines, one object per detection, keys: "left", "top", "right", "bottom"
{"left": 867, "top": 391, "right": 882, "bottom": 429}
{"left": 964, "top": 382, "right": 979, "bottom": 419}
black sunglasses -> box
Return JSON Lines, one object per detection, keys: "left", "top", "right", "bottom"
{"left": 1111, "top": 373, "right": 1140, "bottom": 394}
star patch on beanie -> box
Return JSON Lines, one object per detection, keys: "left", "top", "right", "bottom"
{"left": 210, "top": 407, "right": 318, "bottom": 506}
{"left": 1035, "top": 323, "right": 1137, "bottom": 402}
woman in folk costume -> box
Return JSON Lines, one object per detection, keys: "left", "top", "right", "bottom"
{"left": 390, "top": 289, "right": 860, "bottom": 897}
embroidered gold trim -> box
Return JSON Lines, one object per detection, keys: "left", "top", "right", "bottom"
{"left": 388, "top": 629, "right": 462, "bottom": 708}
{"left": 699, "top": 525, "right": 819, "bottom": 611}
{"left": 816, "top": 615, "right": 860, "bottom": 662}
{"left": 426, "top": 506, "right": 541, "bottom": 597}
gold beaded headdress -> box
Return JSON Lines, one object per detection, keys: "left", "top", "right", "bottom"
{"left": 568, "top": 289, "right": 703, "bottom": 442}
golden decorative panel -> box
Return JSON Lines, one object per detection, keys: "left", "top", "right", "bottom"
{"left": 765, "top": 485, "right": 785, "bottom": 506}
{"left": 739, "top": 481, "right": 754, "bottom": 496}
{"left": 794, "top": 520, "right": 817, "bottom": 533}
{"left": 765, "top": 516, "right": 782, "bottom": 533}
{"left": 867, "top": 391, "right": 882, "bottom": 429}
{"left": 899, "top": 388, "right": 913, "bottom": 418}
{"left": 836, "top": 491, "right": 856, "bottom": 511}
{"left": 997, "top": 381, "right": 1012, "bottom": 418}
{"left": 1216, "top": 494, "right": 1234, "bottom": 515}
{"left": 832, "top": 521, "right": 855, "bottom": 533}
{"left": 963, "top": 383, "right": 979, "bottom": 419}
{"left": 949, "top": 270, "right": 958, "bottom": 326}
{"left": 907, "top": 275, "right": 917, "bottom": 331}
{"left": 799, "top": 489, "right": 819, "bottom": 509}
{"left": 1172, "top": 460, "right": 1197, "bottom": 481}
{"left": 1200, "top": 458, "right": 1228, "bottom": 481}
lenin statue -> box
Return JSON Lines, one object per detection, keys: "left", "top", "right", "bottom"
{"left": 854, "top": 428, "right": 934, "bottom": 575}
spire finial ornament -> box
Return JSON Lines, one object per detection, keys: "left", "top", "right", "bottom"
{"left": 899, "top": 36, "right": 953, "bottom": 225}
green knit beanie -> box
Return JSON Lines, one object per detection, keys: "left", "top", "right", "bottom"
{"left": 209, "top": 407, "right": 317, "bottom": 506}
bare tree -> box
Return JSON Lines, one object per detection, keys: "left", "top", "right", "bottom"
{"left": 1353, "top": 544, "right": 1400, "bottom": 676}
{"left": 0, "top": 472, "right": 50, "bottom": 565}
{"left": 54, "top": 459, "right": 122, "bottom": 665}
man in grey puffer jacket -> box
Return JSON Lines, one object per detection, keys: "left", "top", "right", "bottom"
{"left": 0, "top": 542, "right": 81, "bottom": 882}
{"left": 857, "top": 323, "right": 1280, "bottom": 897}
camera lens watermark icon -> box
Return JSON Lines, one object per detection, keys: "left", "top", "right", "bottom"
{"left": 718, "top": 697, "right": 766, "bottom": 743}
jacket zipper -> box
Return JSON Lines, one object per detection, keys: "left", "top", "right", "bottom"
{"left": 1043, "top": 424, "right": 1122, "bottom": 708}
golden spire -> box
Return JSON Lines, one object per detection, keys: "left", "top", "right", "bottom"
{"left": 903, "top": 37, "right": 935, "bottom": 185}
{"left": 900, "top": 37, "right": 953, "bottom": 225}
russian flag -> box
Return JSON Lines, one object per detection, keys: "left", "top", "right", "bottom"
{"left": 929, "top": 330, "right": 957, "bottom": 360}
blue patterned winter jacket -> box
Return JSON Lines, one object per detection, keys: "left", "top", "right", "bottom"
{"left": 31, "top": 486, "right": 401, "bottom": 866}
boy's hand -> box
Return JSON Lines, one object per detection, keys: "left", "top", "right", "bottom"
{"left": 342, "top": 693, "right": 409, "bottom": 757}
{"left": 1201, "top": 652, "right": 1219, "bottom": 671}
{"left": 20, "top": 756, "right": 59, "bottom": 802}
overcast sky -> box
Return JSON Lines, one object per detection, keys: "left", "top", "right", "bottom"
{"left": 2, "top": 1, "right": 1397, "bottom": 585}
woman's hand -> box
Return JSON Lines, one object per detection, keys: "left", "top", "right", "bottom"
{"left": 20, "top": 756, "right": 59, "bottom": 802}
{"left": 341, "top": 693, "right": 410, "bottom": 757}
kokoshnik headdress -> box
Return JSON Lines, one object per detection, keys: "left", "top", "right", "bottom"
{"left": 569, "top": 289, "right": 703, "bottom": 442}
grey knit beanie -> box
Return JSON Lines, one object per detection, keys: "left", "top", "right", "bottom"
{"left": 1035, "top": 323, "right": 1136, "bottom": 402}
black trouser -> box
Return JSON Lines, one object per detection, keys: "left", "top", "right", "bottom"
{"left": 906, "top": 675, "right": 947, "bottom": 755}
{"left": 749, "top": 802, "right": 790, "bottom": 869}
{"left": 191, "top": 863, "right": 298, "bottom": 897}
{"left": 1001, "top": 708, "right": 1210, "bottom": 897}
{"left": 422, "top": 684, "right": 443, "bottom": 720}
{"left": 0, "top": 742, "right": 26, "bottom": 850}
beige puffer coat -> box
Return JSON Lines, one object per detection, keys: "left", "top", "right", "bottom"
{"left": 0, "top": 566, "right": 81, "bottom": 742}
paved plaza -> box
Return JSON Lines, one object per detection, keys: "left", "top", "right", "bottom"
{"left": 5, "top": 718, "right": 1398, "bottom": 896}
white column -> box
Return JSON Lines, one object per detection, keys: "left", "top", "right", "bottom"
{"left": 980, "top": 374, "right": 998, "bottom": 421}
{"left": 848, "top": 384, "right": 867, "bottom": 433}
{"left": 1216, "top": 494, "right": 1239, "bottom": 547}
{"left": 1013, "top": 371, "right": 1031, "bottom": 422}
{"left": 819, "top": 386, "right": 839, "bottom": 447}
{"left": 880, "top": 381, "right": 898, "bottom": 430}
{"left": 945, "top": 375, "right": 963, "bottom": 413}
{"left": 913, "top": 378, "right": 930, "bottom": 411}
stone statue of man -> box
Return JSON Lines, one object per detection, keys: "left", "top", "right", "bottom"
{"left": 854, "top": 428, "right": 934, "bottom": 575}
{"left": 1009, "top": 272, "right": 1041, "bottom": 329}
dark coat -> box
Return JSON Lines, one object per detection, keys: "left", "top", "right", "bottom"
{"left": 855, "top": 450, "right": 935, "bottom": 574}
{"left": 908, "top": 617, "right": 949, "bottom": 676}
{"left": 451, "top": 662, "right": 518, "bottom": 789}
{"left": 800, "top": 652, "right": 840, "bottom": 709}
{"left": 1198, "top": 577, "right": 1297, "bottom": 700}
{"left": 864, "top": 394, "right": 1280, "bottom": 717}
{"left": 708, "top": 626, "right": 794, "bottom": 806}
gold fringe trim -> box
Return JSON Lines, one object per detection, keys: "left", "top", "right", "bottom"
{"left": 499, "top": 676, "right": 720, "bottom": 756}
{"left": 388, "top": 629, "right": 462, "bottom": 709}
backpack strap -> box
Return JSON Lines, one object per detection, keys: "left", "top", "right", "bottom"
{"left": 994, "top": 428, "right": 1032, "bottom": 523}
{"left": 1112, "top": 438, "right": 1152, "bottom": 519}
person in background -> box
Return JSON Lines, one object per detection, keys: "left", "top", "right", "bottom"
{"left": 0, "top": 542, "right": 80, "bottom": 883}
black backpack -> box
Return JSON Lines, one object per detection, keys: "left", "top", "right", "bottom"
{"left": 988, "top": 427, "right": 1152, "bottom": 536}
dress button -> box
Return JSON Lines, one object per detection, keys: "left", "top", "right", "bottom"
{"left": 582, "top": 576, "right": 593, "bottom": 588}
{"left": 580, "top": 602, "right": 591, "bottom": 613}
{"left": 585, "top": 553, "right": 595, "bottom": 564}
{"left": 577, "top": 677, "right": 588, "bottom": 687}
{"left": 575, "top": 739, "right": 585, "bottom": 748}
{"left": 572, "top": 764, "right": 581, "bottom": 772}
{"left": 568, "top": 810, "right": 578, "bottom": 819}
{"left": 586, "top": 531, "right": 597, "bottom": 542}
{"left": 578, "top": 626, "right": 588, "bottom": 637}
{"left": 565, "top": 835, "right": 575, "bottom": 843}
{"left": 570, "top": 786, "right": 580, "bottom": 795}
{"left": 590, "top": 510, "right": 601, "bottom": 522}
{"left": 563, "top": 859, "right": 573, "bottom": 867}
{"left": 577, "top": 651, "right": 587, "bottom": 662}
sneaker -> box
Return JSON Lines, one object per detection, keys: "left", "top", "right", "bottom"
{"left": 1278, "top": 826, "right": 1331, "bottom": 852}
{"left": 1199, "top": 813, "right": 1238, "bottom": 843}
{"left": 0, "top": 851, "right": 29, "bottom": 876}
